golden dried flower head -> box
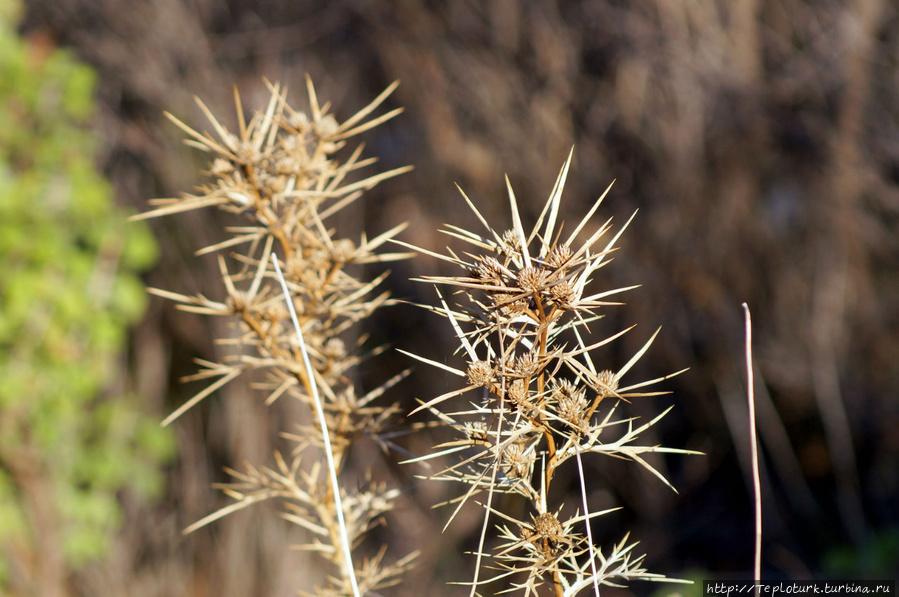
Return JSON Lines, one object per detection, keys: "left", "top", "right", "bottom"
{"left": 466, "top": 360, "right": 495, "bottom": 388}
{"left": 512, "top": 352, "right": 539, "bottom": 378}
{"left": 464, "top": 421, "right": 489, "bottom": 443}
{"left": 517, "top": 266, "right": 549, "bottom": 293}
{"left": 545, "top": 244, "right": 573, "bottom": 270}
{"left": 330, "top": 239, "right": 356, "bottom": 263}
{"left": 473, "top": 256, "right": 505, "bottom": 284}
{"left": 548, "top": 279, "right": 577, "bottom": 308}
{"left": 501, "top": 229, "right": 522, "bottom": 253}
{"left": 553, "top": 379, "right": 589, "bottom": 433}
{"left": 501, "top": 442, "right": 532, "bottom": 480}
{"left": 596, "top": 369, "right": 619, "bottom": 398}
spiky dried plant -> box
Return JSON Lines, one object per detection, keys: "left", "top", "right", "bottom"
{"left": 398, "top": 151, "right": 695, "bottom": 596}
{"left": 131, "top": 78, "right": 416, "bottom": 595}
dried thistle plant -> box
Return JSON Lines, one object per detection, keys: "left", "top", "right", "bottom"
{"left": 131, "top": 78, "right": 416, "bottom": 595}
{"left": 398, "top": 151, "right": 695, "bottom": 596}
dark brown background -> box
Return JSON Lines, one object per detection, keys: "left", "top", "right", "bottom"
{"left": 21, "top": 1, "right": 899, "bottom": 595}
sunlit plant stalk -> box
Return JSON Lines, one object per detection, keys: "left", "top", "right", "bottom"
{"left": 398, "top": 150, "right": 696, "bottom": 596}
{"left": 132, "top": 78, "right": 416, "bottom": 595}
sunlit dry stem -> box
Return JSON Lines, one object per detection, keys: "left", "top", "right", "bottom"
{"left": 743, "top": 303, "right": 763, "bottom": 590}
{"left": 136, "top": 79, "right": 415, "bottom": 595}
{"left": 405, "top": 151, "right": 692, "bottom": 594}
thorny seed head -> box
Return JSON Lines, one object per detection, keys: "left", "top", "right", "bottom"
{"left": 545, "top": 243, "right": 573, "bottom": 271}
{"left": 303, "top": 247, "right": 331, "bottom": 271}
{"left": 284, "top": 253, "right": 308, "bottom": 279}
{"left": 596, "top": 369, "right": 619, "bottom": 398}
{"left": 285, "top": 110, "right": 309, "bottom": 130}
{"left": 330, "top": 239, "right": 356, "bottom": 263}
{"left": 226, "top": 289, "right": 251, "bottom": 312}
{"left": 521, "top": 512, "right": 566, "bottom": 558}
{"left": 323, "top": 338, "right": 347, "bottom": 360}
{"left": 211, "top": 157, "right": 236, "bottom": 176}
{"left": 501, "top": 442, "right": 532, "bottom": 480}
{"left": 507, "top": 379, "right": 537, "bottom": 416}
{"left": 512, "top": 352, "right": 539, "bottom": 378}
{"left": 472, "top": 256, "right": 505, "bottom": 284}
{"left": 314, "top": 114, "right": 340, "bottom": 139}
{"left": 263, "top": 303, "right": 290, "bottom": 323}
{"left": 464, "top": 421, "right": 489, "bottom": 443}
{"left": 548, "top": 278, "right": 577, "bottom": 309}
{"left": 501, "top": 229, "right": 521, "bottom": 254}
{"left": 517, "top": 266, "right": 550, "bottom": 293}
{"left": 467, "top": 360, "right": 495, "bottom": 388}
{"left": 491, "top": 292, "right": 528, "bottom": 316}
{"left": 552, "top": 379, "right": 589, "bottom": 433}
{"left": 533, "top": 512, "right": 563, "bottom": 539}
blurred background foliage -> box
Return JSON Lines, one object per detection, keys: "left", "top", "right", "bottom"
{"left": 0, "top": 0, "right": 173, "bottom": 594}
{"left": 5, "top": 0, "right": 898, "bottom": 595}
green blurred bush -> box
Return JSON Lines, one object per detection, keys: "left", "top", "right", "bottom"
{"left": 0, "top": 0, "right": 172, "bottom": 589}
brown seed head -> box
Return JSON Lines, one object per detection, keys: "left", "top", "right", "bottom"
{"left": 548, "top": 279, "right": 577, "bottom": 308}
{"left": 512, "top": 352, "right": 539, "bottom": 377}
{"left": 466, "top": 360, "right": 495, "bottom": 388}
{"left": 553, "top": 379, "right": 589, "bottom": 432}
{"left": 517, "top": 266, "right": 549, "bottom": 293}
{"left": 545, "top": 244, "right": 573, "bottom": 270}
{"left": 501, "top": 442, "right": 532, "bottom": 480}
{"left": 596, "top": 369, "right": 619, "bottom": 398}
{"left": 464, "top": 421, "right": 489, "bottom": 443}
{"left": 473, "top": 256, "right": 505, "bottom": 284}
{"left": 533, "top": 512, "right": 563, "bottom": 538}
{"left": 501, "top": 229, "right": 521, "bottom": 254}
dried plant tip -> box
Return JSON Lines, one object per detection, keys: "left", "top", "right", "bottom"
{"left": 138, "top": 79, "right": 414, "bottom": 596}
{"left": 330, "top": 239, "right": 356, "bottom": 263}
{"left": 501, "top": 229, "right": 521, "bottom": 253}
{"left": 404, "top": 152, "right": 687, "bottom": 593}
{"left": 517, "top": 266, "right": 550, "bottom": 293}
{"left": 553, "top": 380, "right": 589, "bottom": 432}
{"left": 466, "top": 360, "right": 495, "bottom": 388}
{"left": 507, "top": 379, "right": 537, "bottom": 416}
{"left": 596, "top": 369, "right": 619, "bottom": 397}
{"left": 501, "top": 442, "right": 533, "bottom": 480}
{"left": 548, "top": 279, "right": 576, "bottom": 308}
{"left": 512, "top": 352, "right": 539, "bottom": 377}
{"left": 464, "top": 421, "right": 489, "bottom": 443}
{"left": 545, "top": 244, "right": 573, "bottom": 270}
